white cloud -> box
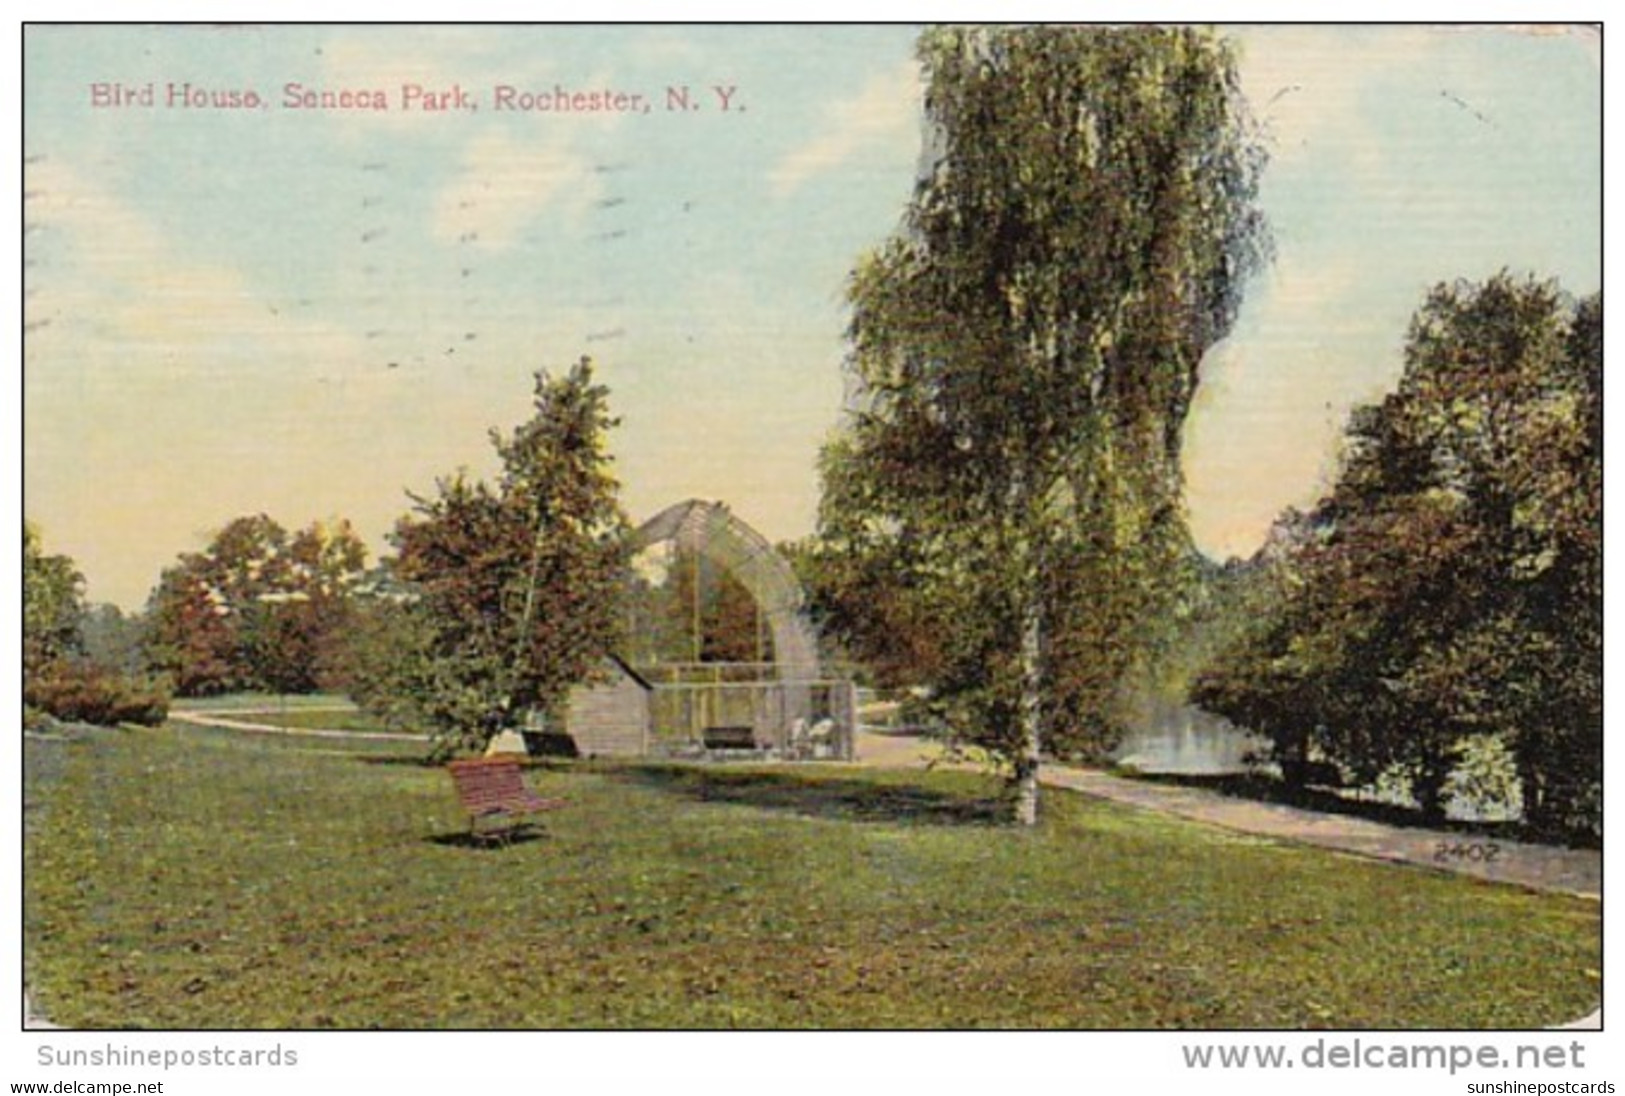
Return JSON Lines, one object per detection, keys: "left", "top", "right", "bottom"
{"left": 770, "top": 61, "right": 921, "bottom": 198}
{"left": 1181, "top": 250, "right": 1414, "bottom": 562}
{"left": 431, "top": 130, "right": 602, "bottom": 249}
{"left": 25, "top": 159, "right": 363, "bottom": 373}
{"left": 1235, "top": 25, "right": 1440, "bottom": 172}
{"left": 23, "top": 160, "right": 381, "bottom": 607}
{"left": 24, "top": 158, "right": 163, "bottom": 282}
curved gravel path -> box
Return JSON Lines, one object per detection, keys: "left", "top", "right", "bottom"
{"left": 853, "top": 729, "right": 1600, "bottom": 898}
{"left": 168, "top": 708, "right": 429, "bottom": 742}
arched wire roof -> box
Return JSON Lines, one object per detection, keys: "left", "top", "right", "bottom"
{"left": 631, "top": 500, "right": 821, "bottom": 681}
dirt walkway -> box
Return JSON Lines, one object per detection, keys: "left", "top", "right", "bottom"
{"left": 853, "top": 729, "right": 1600, "bottom": 898}
{"left": 169, "top": 709, "right": 429, "bottom": 742}
{"left": 1043, "top": 766, "right": 1601, "bottom": 899}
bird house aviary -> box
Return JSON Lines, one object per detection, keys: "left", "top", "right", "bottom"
{"left": 556, "top": 500, "right": 855, "bottom": 760}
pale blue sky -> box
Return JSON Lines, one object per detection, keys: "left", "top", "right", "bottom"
{"left": 22, "top": 25, "right": 1600, "bottom": 609}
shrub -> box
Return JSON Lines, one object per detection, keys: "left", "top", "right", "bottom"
{"left": 24, "top": 663, "right": 170, "bottom": 727}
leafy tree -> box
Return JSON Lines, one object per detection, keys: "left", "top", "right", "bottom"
{"left": 1393, "top": 277, "right": 1601, "bottom": 835}
{"left": 795, "top": 449, "right": 953, "bottom": 691}
{"left": 327, "top": 569, "right": 443, "bottom": 734}
{"left": 23, "top": 522, "right": 85, "bottom": 678}
{"left": 145, "top": 514, "right": 286, "bottom": 695}
{"left": 24, "top": 526, "right": 169, "bottom": 729}
{"left": 1516, "top": 290, "right": 1601, "bottom": 834}
{"left": 1194, "top": 276, "right": 1600, "bottom": 836}
{"left": 79, "top": 603, "right": 148, "bottom": 677}
{"left": 819, "top": 26, "right": 1267, "bottom": 822}
{"left": 387, "top": 358, "right": 631, "bottom": 757}
{"left": 1186, "top": 514, "right": 1318, "bottom": 783}
{"left": 240, "top": 521, "right": 369, "bottom": 693}
{"left": 144, "top": 515, "right": 368, "bottom": 696}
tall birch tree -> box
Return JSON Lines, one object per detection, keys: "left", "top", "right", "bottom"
{"left": 822, "top": 26, "right": 1267, "bottom": 823}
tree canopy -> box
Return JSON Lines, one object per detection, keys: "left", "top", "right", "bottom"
{"left": 1193, "top": 275, "right": 1601, "bottom": 838}
{"left": 24, "top": 521, "right": 85, "bottom": 679}
{"left": 144, "top": 515, "right": 368, "bottom": 696}
{"left": 384, "top": 358, "right": 631, "bottom": 757}
{"left": 817, "top": 25, "right": 1268, "bottom": 822}
{"left": 25, "top": 524, "right": 169, "bottom": 729}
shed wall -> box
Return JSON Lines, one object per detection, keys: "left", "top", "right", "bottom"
{"left": 565, "top": 676, "right": 650, "bottom": 756}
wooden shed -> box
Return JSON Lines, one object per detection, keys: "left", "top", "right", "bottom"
{"left": 558, "top": 654, "right": 653, "bottom": 757}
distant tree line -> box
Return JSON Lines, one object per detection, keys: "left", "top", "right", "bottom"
{"left": 23, "top": 522, "right": 168, "bottom": 727}
{"left": 143, "top": 515, "right": 370, "bottom": 696}
{"left": 19, "top": 359, "right": 651, "bottom": 765}
{"left": 24, "top": 514, "right": 377, "bottom": 729}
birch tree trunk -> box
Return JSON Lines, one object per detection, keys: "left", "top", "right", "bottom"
{"left": 1013, "top": 586, "right": 1043, "bottom": 826}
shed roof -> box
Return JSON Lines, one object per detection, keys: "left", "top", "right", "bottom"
{"left": 602, "top": 653, "right": 654, "bottom": 691}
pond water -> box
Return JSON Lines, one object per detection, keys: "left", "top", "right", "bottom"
{"left": 1112, "top": 703, "right": 1524, "bottom": 822}
{"left": 1112, "top": 704, "right": 1267, "bottom": 774}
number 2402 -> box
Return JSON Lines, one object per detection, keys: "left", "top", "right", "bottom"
{"left": 1434, "top": 841, "right": 1500, "bottom": 863}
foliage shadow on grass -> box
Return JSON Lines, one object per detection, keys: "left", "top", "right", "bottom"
{"left": 355, "top": 754, "right": 441, "bottom": 768}
{"left": 1123, "top": 771, "right": 1591, "bottom": 847}
{"left": 353, "top": 754, "right": 581, "bottom": 771}
{"left": 423, "top": 826, "right": 553, "bottom": 850}
{"left": 608, "top": 764, "right": 1008, "bottom": 828}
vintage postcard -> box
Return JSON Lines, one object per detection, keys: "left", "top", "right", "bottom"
{"left": 19, "top": 19, "right": 1602, "bottom": 1086}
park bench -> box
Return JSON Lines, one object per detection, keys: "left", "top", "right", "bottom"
{"left": 702, "top": 725, "right": 761, "bottom": 753}
{"left": 446, "top": 757, "right": 567, "bottom": 844}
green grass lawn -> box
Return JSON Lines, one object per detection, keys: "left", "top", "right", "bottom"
{"left": 24, "top": 724, "right": 1600, "bottom": 1029}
